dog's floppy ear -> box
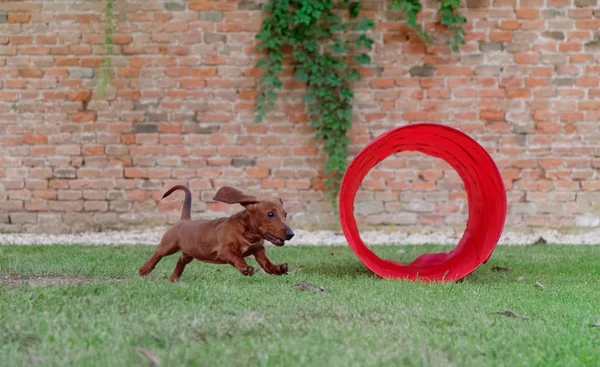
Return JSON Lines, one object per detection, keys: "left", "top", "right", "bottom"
{"left": 213, "top": 186, "right": 258, "bottom": 207}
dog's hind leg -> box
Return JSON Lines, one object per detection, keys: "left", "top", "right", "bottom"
{"left": 139, "top": 234, "right": 180, "bottom": 277}
{"left": 169, "top": 253, "right": 193, "bottom": 282}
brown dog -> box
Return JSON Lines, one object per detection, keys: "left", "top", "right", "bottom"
{"left": 139, "top": 185, "right": 294, "bottom": 281}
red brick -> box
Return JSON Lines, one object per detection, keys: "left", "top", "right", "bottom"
{"left": 121, "top": 134, "right": 136, "bottom": 145}
{"left": 362, "top": 179, "right": 386, "bottom": 191}
{"left": 84, "top": 201, "right": 108, "bottom": 212}
{"left": 436, "top": 66, "right": 474, "bottom": 76}
{"left": 524, "top": 78, "right": 548, "bottom": 87}
{"left": 516, "top": 9, "right": 539, "bottom": 19}
{"left": 308, "top": 178, "right": 325, "bottom": 191}
{"left": 579, "top": 101, "right": 600, "bottom": 111}
{"left": 72, "top": 112, "right": 96, "bottom": 123}
{"left": 25, "top": 199, "right": 48, "bottom": 212}
{"left": 82, "top": 145, "right": 105, "bottom": 156}
{"left": 165, "top": 67, "right": 190, "bottom": 77}
{"left": 189, "top": 1, "right": 211, "bottom": 10}
{"left": 8, "top": 14, "right": 32, "bottom": 24}
{"left": 58, "top": 190, "right": 83, "bottom": 201}
{"left": 117, "top": 90, "right": 141, "bottom": 100}
{"left": 514, "top": 54, "right": 539, "bottom": 64}
{"left": 55, "top": 57, "right": 80, "bottom": 67}
{"left": 490, "top": 32, "right": 513, "bottom": 42}
{"left": 148, "top": 169, "right": 171, "bottom": 179}
{"left": 181, "top": 78, "right": 206, "bottom": 89}
{"left": 23, "top": 134, "right": 48, "bottom": 145}
{"left": 118, "top": 68, "right": 139, "bottom": 78}
{"left": 246, "top": 168, "right": 269, "bottom": 178}
{"left": 67, "top": 90, "right": 92, "bottom": 102}
{"left": 403, "top": 111, "right": 427, "bottom": 121}
{"left": 500, "top": 20, "right": 519, "bottom": 30}
{"left": 19, "top": 68, "right": 44, "bottom": 78}
{"left": 48, "top": 201, "right": 83, "bottom": 212}
{"left": 124, "top": 168, "right": 148, "bottom": 179}
{"left": 412, "top": 182, "right": 436, "bottom": 191}
{"left": 81, "top": 57, "right": 103, "bottom": 68}
{"left": 294, "top": 146, "right": 319, "bottom": 155}
{"left": 576, "top": 20, "right": 600, "bottom": 30}
{"left": 112, "top": 35, "right": 133, "bottom": 45}
{"left": 507, "top": 89, "right": 531, "bottom": 99}
{"left": 207, "top": 202, "right": 229, "bottom": 212}
{"left": 370, "top": 78, "right": 394, "bottom": 89}
{"left": 77, "top": 14, "right": 101, "bottom": 23}
{"left": 480, "top": 110, "right": 505, "bottom": 122}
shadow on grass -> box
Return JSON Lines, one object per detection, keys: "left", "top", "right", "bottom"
{"left": 460, "top": 265, "right": 527, "bottom": 285}
{"left": 300, "top": 262, "right": 378, "bottom": 279}
{"left": 300, "top": 261, "right": 525, "bottom": 286}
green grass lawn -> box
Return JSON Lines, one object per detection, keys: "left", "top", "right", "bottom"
{"left": 1, "top": 244, "right": 599, "bottom": 367}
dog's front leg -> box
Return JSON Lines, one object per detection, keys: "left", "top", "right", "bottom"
{"left": 222, "top": 248, "right": 255, "bottom": 276}
{"left": 253, "top": 246, "right": 288, "bottom": 275}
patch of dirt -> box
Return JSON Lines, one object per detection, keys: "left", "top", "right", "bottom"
{"left": 0, "top": 273, "right": 92, "bottom": 287}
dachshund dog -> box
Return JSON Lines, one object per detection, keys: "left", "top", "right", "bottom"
{"left": 139, "top": 185, "right": 294, "bottom": 281}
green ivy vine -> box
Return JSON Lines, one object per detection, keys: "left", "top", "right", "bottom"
{"left": 391, "top": 0, "right": 466, "bottom": 51}
{"left": 255, "top": 0, "right": 466, "bottom": 206}
{"left": 255, "top": 0, "right": 374, "bottom": 205}
{"left": 97, "top": 0, "right": 114, "bottom": 96}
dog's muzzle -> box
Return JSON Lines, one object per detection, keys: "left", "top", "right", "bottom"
{"left": 285, "top": 228, "right": 294, "bottom": 241}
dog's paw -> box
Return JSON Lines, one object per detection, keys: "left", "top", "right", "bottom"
{"left": 240, "top": 265, "right": 255, "bottom": 276}
{"left": 273, "top": 263, "right": 288, "bottom": 275}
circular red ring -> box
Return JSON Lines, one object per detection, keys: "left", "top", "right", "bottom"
{"left": 339, "top": 123, "right": 507, "bottom": 282}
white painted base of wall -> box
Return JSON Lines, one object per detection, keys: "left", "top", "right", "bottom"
{"left": 1, "top": 227, "right": 599, "bottom": 246}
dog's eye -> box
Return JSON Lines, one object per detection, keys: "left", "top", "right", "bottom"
{"left": 267, "top": 212, "right": 275, "bottom": 218}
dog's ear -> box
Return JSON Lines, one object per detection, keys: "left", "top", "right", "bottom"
{"left": 213, "top": 186, "right": 258, "bottom": 207}
{"left": 278, "top": 197, "right": 283, "bottom": 205}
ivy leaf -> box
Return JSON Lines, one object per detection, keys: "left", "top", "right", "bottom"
{"left": 340, "top": 88, "right": 353, "bottom": 100}
{"left": 336, "top": 108, "right": 349, "bottom": 120}
{"left": 326, "top": 73, "right": 342, "bottom": 86}
{"left": 303, "top": 93, "right": 315, "bottom": 104}
{"left": 256, "top": 58, "right": 270, "bottom": 69}
{"left": 294, "top": 69, "right": 309, "bottom": 83}
{"left": 347, "top": 68, "right": 361, "bottom": 81}
{"left": 333, "top": 58, "right": 348, "bottom": 72}
{"left": 354, "top": 16, "right": 374, "bottom": 32}
{"left": 353, "top": 53, "right": 371, "bottom": 65}
{"left": 349, "top": 2, "right": 361, "bottom": 19}
{"left": 254, "top": 109, "right": 265, "bottom": 123}
{"left": 329, "top": 22, "right": 345, "bottom": 33}
{"left": 293, "top": 50, "right": 307, "bottom": 63}
{"left": 354, "top": 34, "right": 374, "bottom": 50}
{"left": 331, "top": 39, "right": 349, "bottom": 54}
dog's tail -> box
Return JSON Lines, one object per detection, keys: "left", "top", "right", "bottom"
{"left": 162, "top": 185, "right": 192, "bottom": 220}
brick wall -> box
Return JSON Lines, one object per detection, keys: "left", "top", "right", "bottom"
{"left": 1, "top": 0, "right": 600, "bottom": 234}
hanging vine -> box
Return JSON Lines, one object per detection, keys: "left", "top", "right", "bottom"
{"left": 390, "top": 0, "right": 466, "bottom": 50}
{"left": 97, "top": 0, "right": 114, "bottom": 96}
{"left": 255, "top": 0, "right": 466, "bottom": 206}
{"left": 255, "top": 0, "right": 374, "bottom": 205}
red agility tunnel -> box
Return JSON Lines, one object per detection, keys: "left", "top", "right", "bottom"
{"left": 339, "top": 123, "right": 507, "bottom": 282}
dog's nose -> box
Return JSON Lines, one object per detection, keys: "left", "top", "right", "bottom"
{"left": 285, "top": 229, "right": 295, "bottom": 241}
